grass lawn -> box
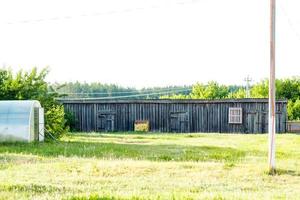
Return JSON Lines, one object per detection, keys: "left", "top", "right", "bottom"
{"left": 0, "top": 133, "right": 299, "bottom": 200}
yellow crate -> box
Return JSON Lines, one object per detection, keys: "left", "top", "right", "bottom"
{"left": 134, "top": 120, "right": 150, "bottom": 132}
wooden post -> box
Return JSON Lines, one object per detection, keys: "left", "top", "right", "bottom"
{"left": 269, "top": 0, "right": 276, "bottom": 174}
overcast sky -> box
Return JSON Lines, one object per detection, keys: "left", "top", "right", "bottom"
{"left": 0, "top": 0, "right": 299, "bottom": 88}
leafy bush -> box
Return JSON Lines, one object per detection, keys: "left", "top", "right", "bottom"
{"left": 45, "top": 105, "right": 69, "bottom": 139}
{"left": 65, "top": 111, "right": 78, "bottom": 132}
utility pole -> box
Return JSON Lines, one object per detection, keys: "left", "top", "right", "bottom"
{"left": 269, "top": 0, "right": 276, "bottom": 174}
{"left": 244, "top": 75, "right": 252, "bottom": 98}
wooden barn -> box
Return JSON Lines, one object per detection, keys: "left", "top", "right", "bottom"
{"left": 61, "top": 99, "right": 287, "bottom": 133}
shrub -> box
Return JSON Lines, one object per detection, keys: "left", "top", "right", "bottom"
{"left": 45, "top": 105, "right": 69, "bottom": 139}
{"left": 65, "top": 111, "right": 78, "bottom": 132}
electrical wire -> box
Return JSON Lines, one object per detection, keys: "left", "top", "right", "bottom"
{"left": 278, "top": 1, "right": 300, "bottom": 42}
{"left": 52, "top": 87, "right": 192, "bottom": 95}
{"left": 59, "top": 88, "right": 192, "bottom": 99}
{"left": 4, "top": 0, "right": 200, "bottom": 25}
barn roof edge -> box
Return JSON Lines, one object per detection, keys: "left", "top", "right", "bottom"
{"left": 58, "top": 98, "right": 288, "bottom": 104}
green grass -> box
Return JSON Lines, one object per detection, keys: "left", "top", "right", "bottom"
{"left": 0, "top": 133, "right": 299, "bottom": 200}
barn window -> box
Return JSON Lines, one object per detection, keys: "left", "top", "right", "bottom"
{"left": 228, "top": 107, "right": 243, "bottom": 124}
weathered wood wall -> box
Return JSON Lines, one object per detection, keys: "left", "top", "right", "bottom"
{"left": 287, "top": 121, "right": 300, "bottom": 133}
{"left": 61, "top": 99, "right": 287, "bottom": 133}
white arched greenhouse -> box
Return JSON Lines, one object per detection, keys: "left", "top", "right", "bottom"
{"left": 0, "top": 100, "right": 44, "bottom": 142}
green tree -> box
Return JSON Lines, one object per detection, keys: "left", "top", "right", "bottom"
{"left": 160, "top": 93, "right": 189, "bottom": 99}
{"left": 276, "top": 78, "right": 300, "bottom": 101}
{"left": 288, "top": 99, "right": 300, "bottom": 121}
{"left": 190, "top": 82, "right": 230, "bottom": 99}
{"left": 250, "top": 78, "right": 300, "bottom": 120}
{"left": 249, "top": 78, "right": 300, "bottom": 100}
{"left": 250, "top": 80, "right": 269, "bottom": 98}
{"left": 230, "top": 88, "right": 246, "bottom": 98}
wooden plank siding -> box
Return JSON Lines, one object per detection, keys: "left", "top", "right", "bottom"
{"left": 61, "top": 99, "right": 287, "bottom": 133}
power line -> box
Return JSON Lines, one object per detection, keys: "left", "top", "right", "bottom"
{"left": 52, "top": 87, "right": 192, "bottom": 95}
{"left": 4, "top": 0, "right": 200, "bottom": 25}
{"left": 59, "top": 88, "right": 192, "bottom": 99}
{"left": 278, "top": 1, "right": 300, "bottom": 42}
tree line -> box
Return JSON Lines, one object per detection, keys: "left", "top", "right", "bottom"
{"left": 54, "top": 78, "right": 300, "bottom": 120}
{"left": 161, "top": 79, "right": 300, "bottom": 120}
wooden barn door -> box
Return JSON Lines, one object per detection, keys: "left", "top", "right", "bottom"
{"left": 246, "top": 112, "right": 269, "bottom": 133}
{"left": 259, "top": 112, "right": 268, "bottom": 133}
{"left": 169, "top": 112, "right": 189, "bottom": 133}
{"left": 97, "top": 113, "right": 115, "bottom": 132}
{"left": 247, "top": 111, "right": 284, "bottom": 133}
{"left": 246, "top": 112, "right": 259, "bottom": 133}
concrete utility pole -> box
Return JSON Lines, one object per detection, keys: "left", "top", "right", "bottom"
{"left": 244, "top": 75, "right": 252, "bottom": 98}
{"left": 269, "top": 0, "right": 276, "bottom": 174}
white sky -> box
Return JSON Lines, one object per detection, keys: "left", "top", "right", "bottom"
{"left": 0, "top": 0, "right": 299, "bottom": 88}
